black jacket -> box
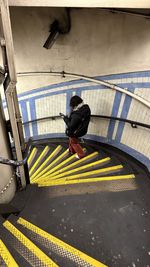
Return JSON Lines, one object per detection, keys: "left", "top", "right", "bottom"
{"left": 64, "top": 104, "right": 91, "bottom": 137}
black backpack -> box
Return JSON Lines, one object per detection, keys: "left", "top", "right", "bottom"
{"left": 73, "top": 115, "right": 90, "bottom": 137}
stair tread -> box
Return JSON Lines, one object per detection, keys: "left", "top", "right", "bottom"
{"left": 29, "top": 139, "right": 136, "bottom": 186}
{"left": 3, "top": 217, "right": 58, "bottom": 266}
{"left": 9, "top": 138, "right": 149, "bottom": 267}
{"left": 0, "top": 220, "right": 30, "bottom": 267}
{"left": 9, "top": 216, "right": 80, "bottom": 267}
{"left": 9, "top": 215, "right": 106, "bottom": 267}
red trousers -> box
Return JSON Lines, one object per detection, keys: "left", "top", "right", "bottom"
{"left": 69, "top": 137, "right": 85, "bottom": 158}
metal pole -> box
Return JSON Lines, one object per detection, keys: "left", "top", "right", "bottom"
{"left": 0, "top": 92, "right": 16, "bottom": 204}
{"left": 17, "top": 71, "right": 150, "bottom": 109}
{"left": 0, "top": 0, "right": 26, "bottom": 188}
{"left": 6, "top": 87, "right": 26, "bottom": 187}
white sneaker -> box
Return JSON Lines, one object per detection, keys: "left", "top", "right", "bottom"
{"left": 75, "top": 154, "right": 80, "bottom": 159}
{"left": 67, "top": 148, "right": 74, "bottom": 155}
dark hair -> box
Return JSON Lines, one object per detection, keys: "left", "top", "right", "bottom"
{"left": 70, "top": 95, "right": 83, "bottom": 108}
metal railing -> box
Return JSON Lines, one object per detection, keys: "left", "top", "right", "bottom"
{"left": 1, "top": 114, "right": 149, "bottom": 167}
{"left": 23, "top": 114, "right": 150, "bottom": 130}
{"left": 17, "top": 71, "right": 150, "bottom": 109}
{"left": 0, "top": 138, "right": 33, "bottom": 166}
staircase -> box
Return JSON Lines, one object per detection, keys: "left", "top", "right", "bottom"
{"left": 0, "top": 138, "right": 150, "bottom": 266}
{"left": 28, "top": 140, "right": 135, "bottom": 188}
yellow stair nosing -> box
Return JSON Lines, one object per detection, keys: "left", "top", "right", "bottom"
{"left": 32, "top": 148, "right": 69, "bottom": 181}
{"left": 29, "top": 145, "right": 49, "bottom": 176}
{"left": 39, "top": 151, "right": 99, "bottom": 180}
{"left": 17, "top": 217, "right": 107, "bottom": 267}
{"left": 27, "top": 147, "right": 37, "bottom": 165}
{"left": 3, "top": 221, "right": 58, "bottom": 267}
{"left": 38, "top": 164, "right": 123, "bottom": 183}
{"left": 58, "top": 164, "right": 123, "bottom": 181}
{"left": 38, "top": 147, "right": 88, "bottom": 178}
{"left": 33, "top": 153, "right": 78, "bottom": 181}
{"left": 30, "top": 145, "right": 62, "bottom": 181}
{"left": 46, "top": 157, "right": 111, "bottom": 180}
{"left": 0, "top": 239, "right": 19, "bottom": 267}
{"left": 38, "top": 174, "right": 135, "bottom": 187}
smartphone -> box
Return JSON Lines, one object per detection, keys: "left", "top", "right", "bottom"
{"left": 59, "top": 113, "right": 65, "bottom": 118}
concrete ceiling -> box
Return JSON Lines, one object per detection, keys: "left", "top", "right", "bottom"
{"left": 8, "top": 0, "right": 150, "bottom": 9}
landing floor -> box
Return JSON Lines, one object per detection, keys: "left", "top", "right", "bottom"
{"left": 20, "top": 173, "right": 150, "bottom": 267}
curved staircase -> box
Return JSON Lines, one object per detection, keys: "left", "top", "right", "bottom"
{"left": 0, "top": 138, "right": 150, "bottom": 267}
{"left": 28, "top": 140, "right": 135, "bottom": 188}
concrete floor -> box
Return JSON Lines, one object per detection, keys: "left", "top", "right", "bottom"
{"left": 20, "top": 172, "right": 150, "bottom": 267}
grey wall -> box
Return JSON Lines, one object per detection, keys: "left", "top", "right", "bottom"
{"left": 9, "top": 7, "right": 150, "bottom": 92}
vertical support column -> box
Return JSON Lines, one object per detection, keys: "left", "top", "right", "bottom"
{"left": 0, "top": 94, "right": 16, "bottom": 203}
{"left": 0, "top": 0, "right": 26, "bottom": 188}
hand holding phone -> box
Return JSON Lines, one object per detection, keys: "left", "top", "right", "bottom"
{"left": 59, "top": 113, "right": 65, "bottom": 118}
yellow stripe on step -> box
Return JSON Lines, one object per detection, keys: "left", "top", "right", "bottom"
{"left": 0, "top": 239, "right": 19, "bottom": 267}
{"left": 17, "top": 217, "right": 107, "bottom": 267}
{"left": 38, "top": 174, "right": 135, "bottom": 187}
{"left": 39, "top": 165, "right": 123, "bottom": 183}
{"left": 31, "top": 152, "right": 78, "bottom": 183}
{"left": 38, "top": 151, "right": 98, "bottom": 180}
{"left": 29, "top": 146, "right": 49, "bottom": 176}
{"left": 43, "top": 157, "right": 111, "bottom": 181}
{"left": 33, "top": 148, "right": 69, "bottom": 181}
{"left": 30, "top": 145, "right": 62, "bottom": 181}
{"left": 27, "top": 147, "right": 37, "bottom": 165}
{"left": 3, "top": 221, "right": 58, "bottom": 267}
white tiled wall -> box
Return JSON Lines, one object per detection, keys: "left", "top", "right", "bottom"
{"left": 82, "top": 89, "right": 115, "bottom": 137}
{"left": 36, "top": 94, "right": 66, "bottom": 118}
{"left": 121, "top": 88, "right": 150, "bottom": 158}
{"left": 37, "top": 119, "right": 65, "bottom": 135}
{"left": 35, "top": 94, "right": 66, "bottom": 135}
{"left": 121, "top": 124, "right": 150, "bottom": 158}
{"left": 82, "top": 89, "right": 115, "bottom": 116}
{"left": 13, "top": 73, "right": 150, "bottom": 167}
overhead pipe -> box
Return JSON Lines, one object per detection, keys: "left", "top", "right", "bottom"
{"left": 43, "top": 8, "right": 71, "bottom": 49}
{"left": 17, "top": 71, "right": 150, "bottom": 109}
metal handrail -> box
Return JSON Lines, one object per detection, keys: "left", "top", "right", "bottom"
{"left": 17, "top": 71, "right": 150, "bottom": 109}
{"left": 1, "top": 114, "right": 149, "bottom": 166}
{"left": 91, "top": 115, "right": 150, "bottom": 129}
{"left": 23, "top": 114, "right": 150, "bottom": 130}
{"left": 0, "top": 138, "right": 33, "bottom": 166}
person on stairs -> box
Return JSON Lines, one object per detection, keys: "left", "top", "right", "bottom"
{"left": 63, "top": 95, "right": 91, "bottom": 159}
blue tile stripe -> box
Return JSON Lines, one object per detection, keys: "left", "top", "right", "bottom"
{"left": 115, "top": 85, "right": 135, "bottom": 142}
{"left": 16, "top": 82, "right": 150, "bottom": 103}
{"left": 107, "top": 91, "right": 122, "bottom": 140}
{"left": 17, "top": 70, "right": 150, "bottom": 98}
{"left": 66, "top": 91, "right": 73, "bottom": 115}
{"left": 28, "top": 99, "right": 38, "bottom": 136}
{"left": 2, "top": 81, "right": 149, "bottom": 107}
{"left": 75, "top": 89, "right": 82, "bottom": 98}
{"left": 19, "top": 101, "right": 30, "bottom": 138}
